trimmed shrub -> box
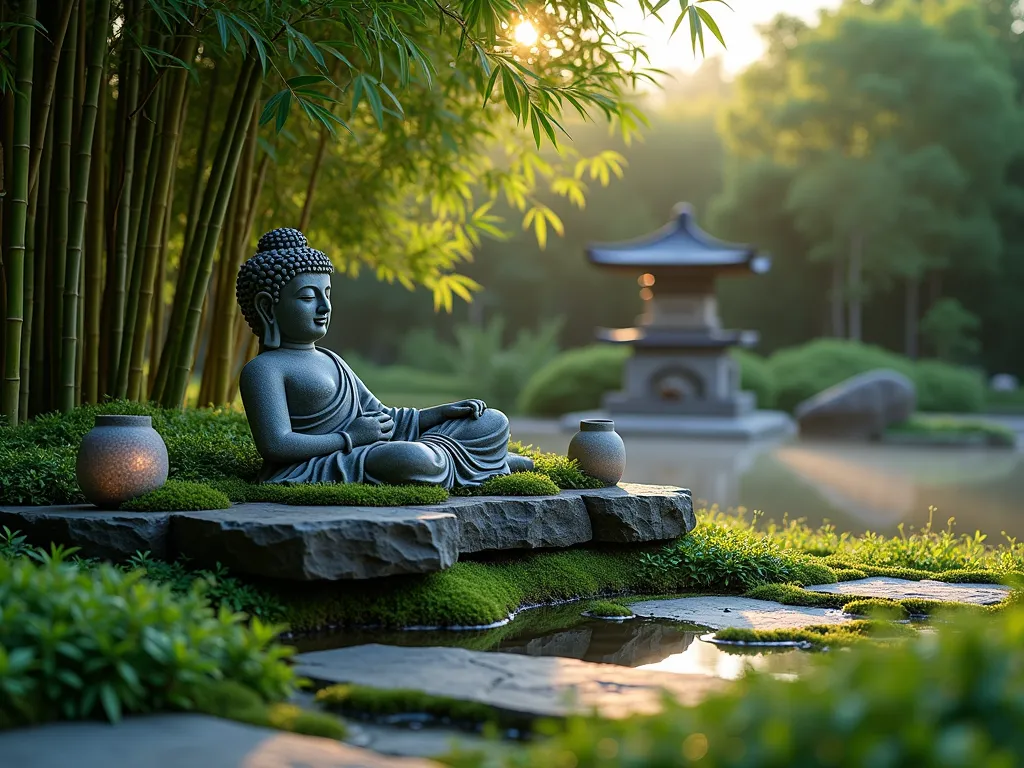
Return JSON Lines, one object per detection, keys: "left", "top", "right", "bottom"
{"left": 768, "top": 339, "right": 915, "bottom": 413}
{"left": 518, "top": 345, "right": 629, "bottom": 417}
{"left": 913, "top": 360, "right": 985, "bottom": 413}
{"left": 121, "top": 481, "right": 231, "bottom": 512}
{"left": 518, "top": 345, "right": 776, "bottom": 416}
{"left": 0, "top": 550, "right": 295, "bottom": 729}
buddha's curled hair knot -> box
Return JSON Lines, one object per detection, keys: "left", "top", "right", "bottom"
{"left": 236, "top": 227, "right": 334, "bottom": 335}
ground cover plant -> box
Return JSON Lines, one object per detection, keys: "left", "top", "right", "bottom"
{"left": 0, "top": 548, "right": 295, "bottom": 730}
{"left": 445, "top": 606, "right": 1024, "bottom": 768}
{"left": 705, "top": 506, "right": 1024, "bottom": 575}
{"left": 712, "top": 619, "right": 917, "bottom": 651}
{"left": 885, "top": 416, "right": 1016, "bottom": 447}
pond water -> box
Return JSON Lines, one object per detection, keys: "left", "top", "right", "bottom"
{"left": 294, "top": 603, "right": 806, "bottom": 681}
{"left": 513, "top": 422, "right": 1024, "bottom": 540}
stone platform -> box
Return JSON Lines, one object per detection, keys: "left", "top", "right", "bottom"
{"left": 562, "top": 409, "right": 795, "bottom": 440}
{"left": 0, "top": 484, "right": 693, "bottom": 581}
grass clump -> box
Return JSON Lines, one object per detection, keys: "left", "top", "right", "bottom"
{"left": 316, "top": 684, "right": 514, "bottom": 729}
{"left": 120, "top": 480, "right": 231, "bottom": 512}
{"left": 639, "top": 523, "right": 837, "bottom": 592}
{"left": 0, "top": 549, "right": 295, "bottom": 729}
{"left": 190, "top": 679, "right": 347, "bottom": 740}
{"left": 583, "top": 600, "right": 633, "bottom": 618}
{"left": 454, "top": 472, "right": 561, "bottom": 498}
{"left": 509, "top": 441, "right": 606, "bottom": 490}
{"left": 744, "top": 582, "right": 846, "bottom": 608}
{"left": 705, "top": 506, "right": 1024, "bottom": 575}
{"left": 841, "top": 598, "right": 910, "bottom": 621}
{"left": 713, "top": 620, "right": 916, "bottom": 650}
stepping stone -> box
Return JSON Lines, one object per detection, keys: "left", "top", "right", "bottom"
{"left": 1, "top": 484, "right": 693, "bottom": 581}
{"left": 629, "top": 596, "right": 852, "bottom": 630}
{"left": 0, "top": 714, "right": 439, "bottom": 768}
{"left": 805, "top": 577, "right": 1012, "bottom": 606}
{"left": 294, "top": 644, "right": 725, "bottom": 720}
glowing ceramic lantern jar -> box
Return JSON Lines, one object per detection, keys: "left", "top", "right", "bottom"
{"left": 76, "top": 415, "right": 169, "bottom": 508}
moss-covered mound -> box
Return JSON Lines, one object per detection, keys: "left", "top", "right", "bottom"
{"left": 713, "top": 620, "right": 917, "bottom": 650}
{"left": 454, "top": 471, "right": 561, "bottom": 497}
{"left": 121, "top": 480, "right": 231, "bottom": 511}
{"left": 315, "top": 684, "right": 519, "bottom": 730}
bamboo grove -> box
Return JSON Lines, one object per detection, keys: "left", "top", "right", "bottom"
{"left": 0, "top": 0, "right": 723, "bottom": 425}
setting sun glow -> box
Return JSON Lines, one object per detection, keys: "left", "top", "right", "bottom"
{"left": 514, "top": 20, "right": 539, "bottom": 46}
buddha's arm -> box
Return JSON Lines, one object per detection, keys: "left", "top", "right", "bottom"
{"left": 240, "top": 363, "right": 350, "bottom": 463}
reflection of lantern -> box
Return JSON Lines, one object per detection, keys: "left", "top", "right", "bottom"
{"left": 76, "top": 416, "right": 169, "bottom": 508}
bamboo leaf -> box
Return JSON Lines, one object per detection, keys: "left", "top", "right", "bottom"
{"left": 500, "top": 66, "right": 520, "bottom": 119}
{"left": 695, "top": 6, "right": 725, "bottom": 48}
{"left": 295, "top": 29, "right": 327, "bottom": 70}
{"left": 276, "top": 90, "right": 292, "bottom": 133}
{"left": 377, "top": 81, "right": 405, "bottom": 118}
{"left": 287, "top": 74, "right": 327, "bottom": 88}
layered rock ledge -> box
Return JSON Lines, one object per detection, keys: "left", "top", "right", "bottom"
{"left": 0, "top": 483, "right": 693, "bottom": 581}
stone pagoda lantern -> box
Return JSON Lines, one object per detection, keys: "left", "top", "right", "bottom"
{"left": 571, "top": 204, "right": 793, "bottom": 439}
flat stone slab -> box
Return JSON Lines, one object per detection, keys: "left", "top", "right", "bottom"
{"left": 1, "top": 483, "right": 693, "bottom": 581}
{"left": 0, "top": 714, "right": 439, "bottom": 768}
{"left": 0, "top": 505, "right": 172, "bottom": 560}
{"left": 173, "top": 504, "right": 461, "bottom": 581}
{"left": 295, "top": 644, "right": 725, "bottom": 719}
{"left": 805, "top": 577, "right": 1012, "bottom": 606}
{"left": 629, "top": 596, "right": 852, "bottom": 630}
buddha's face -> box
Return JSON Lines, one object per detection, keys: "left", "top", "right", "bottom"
{"left": 271, "top": 272, "right": 332, "bottom": 345}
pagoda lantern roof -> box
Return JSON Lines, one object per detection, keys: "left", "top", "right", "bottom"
{"left": 586, "top": 203, "right": 771, "bottom": 276}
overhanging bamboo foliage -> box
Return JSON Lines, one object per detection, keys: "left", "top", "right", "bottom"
{"left": 0, "top": 0, "right": 723, "bottom": 419}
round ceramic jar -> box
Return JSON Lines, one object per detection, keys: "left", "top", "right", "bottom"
{"left": 76, "top": 415, "right": 169, "bottom": 508}
{"left": 567, "top": 419, "right": 626, "bottom": 486}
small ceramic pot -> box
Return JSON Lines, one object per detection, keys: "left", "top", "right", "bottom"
{"left": 567, "top": 419, "right": 626, "bottom": 486}
{"left": 76, "top": 415, "right": 169, "bottom": 508}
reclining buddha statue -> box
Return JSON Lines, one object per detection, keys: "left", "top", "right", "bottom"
{"left": 236, "top": 228, "right": 533, "bottom": 489}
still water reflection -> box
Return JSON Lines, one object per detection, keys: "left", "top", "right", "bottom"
{"left": 513, "top": 426, "right": 1024, "bottom": 539}
{"left": 294, "top": 604, "right": 804, "bottom": 681}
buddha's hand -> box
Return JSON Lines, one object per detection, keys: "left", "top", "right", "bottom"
{"left": 347, "top": 413, "right": 396, "bottom": 446}
{"left": 443, "top": 399, "right": 487, "bottom": 420}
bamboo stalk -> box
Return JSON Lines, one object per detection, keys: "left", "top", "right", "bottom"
{"left": 116, "top": 74, "right": 165, "bottom": 397}
{"left": 182, "top": 63, "right": 219, "bottom": 258}
{"left": 84, "top": 73, "right": 107, "bottom": 404}
{"left": 30, "top": 114, "right": 53, "bottom": 415}
{"left": 299, "top": 127, "right": 328, "bottom": 231}
{"left": 50, "top": 2, "right": 77, "bottom": 406}
{"left": 105, "top": 0, "right": 141, "bottom": 389}
{"left": 28, "top": 0, "right": 76, "bottom": 197}
{"left": 59, "top": 0, "right": 111, "bottom": 412}
{"left": 155, "top": 56, "right": 259, "bottom": 406}
{"left": 2, "top": 0, "right": 37, "bottom": 425}
{"left": 126, "top": 35, "right": 196, "bottom": 400}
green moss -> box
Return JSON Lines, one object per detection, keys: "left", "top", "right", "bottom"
{"left": 316, "top": 684, "right": 516, "bottom": 729}
{"left": 120, "top": 481, "right": 231, "bottom": 512}
{"left": 841, "top": 599, "right": 910, "bottom": 621}
{"left": 452, "top": 471, "right": 561, "bottom": 497}
{"left": 191, "top": 680, "right": 347, "bottom": 740}
{"left": 276, "top": 548, "right": 676, "bottom": 632}
{"left": 744, "top": 583, "right": 846, "bottom": 609}
{"left": 886, "top": 415, "right": 1015, "bottom": 447}
{"left": 583, "top": 600, "right": 633, "bottom": 618}
{"left": 211, "top": 477, "right": 449, "bottom": 507}
{"left": 833, "top": 567, "right": 869, "bottom": 581}
{"left": 508, "top": 441, "right": 606, "bottom": 490}
{"left": 714, "top": 620, "right": 917, "bottom": 650}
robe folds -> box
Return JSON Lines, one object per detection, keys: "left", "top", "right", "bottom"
{"left": 257, "top": 348, "right": 511, "bottom": 489}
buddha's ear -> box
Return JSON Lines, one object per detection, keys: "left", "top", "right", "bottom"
{"left": 255, "top": 291, "right": 280, "bottom": 350}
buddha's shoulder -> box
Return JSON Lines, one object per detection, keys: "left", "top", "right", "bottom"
{"left": 240, "top": 351, "right": 287, "bottom": 382}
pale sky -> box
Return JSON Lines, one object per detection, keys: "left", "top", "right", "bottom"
{"left": 615, "top": 0, "right": 842, "bottom": 76}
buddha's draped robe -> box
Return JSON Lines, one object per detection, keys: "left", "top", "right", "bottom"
{"left": 257, "top": 348, "right": 510, "bottom": 489}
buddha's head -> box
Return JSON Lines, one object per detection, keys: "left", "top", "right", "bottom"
{"left": 236, "top": 228, "right": 334, "bottom": 349}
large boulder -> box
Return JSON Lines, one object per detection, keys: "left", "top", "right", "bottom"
{"left": 795, "top": 369, "right": 915, "bottom": 440}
